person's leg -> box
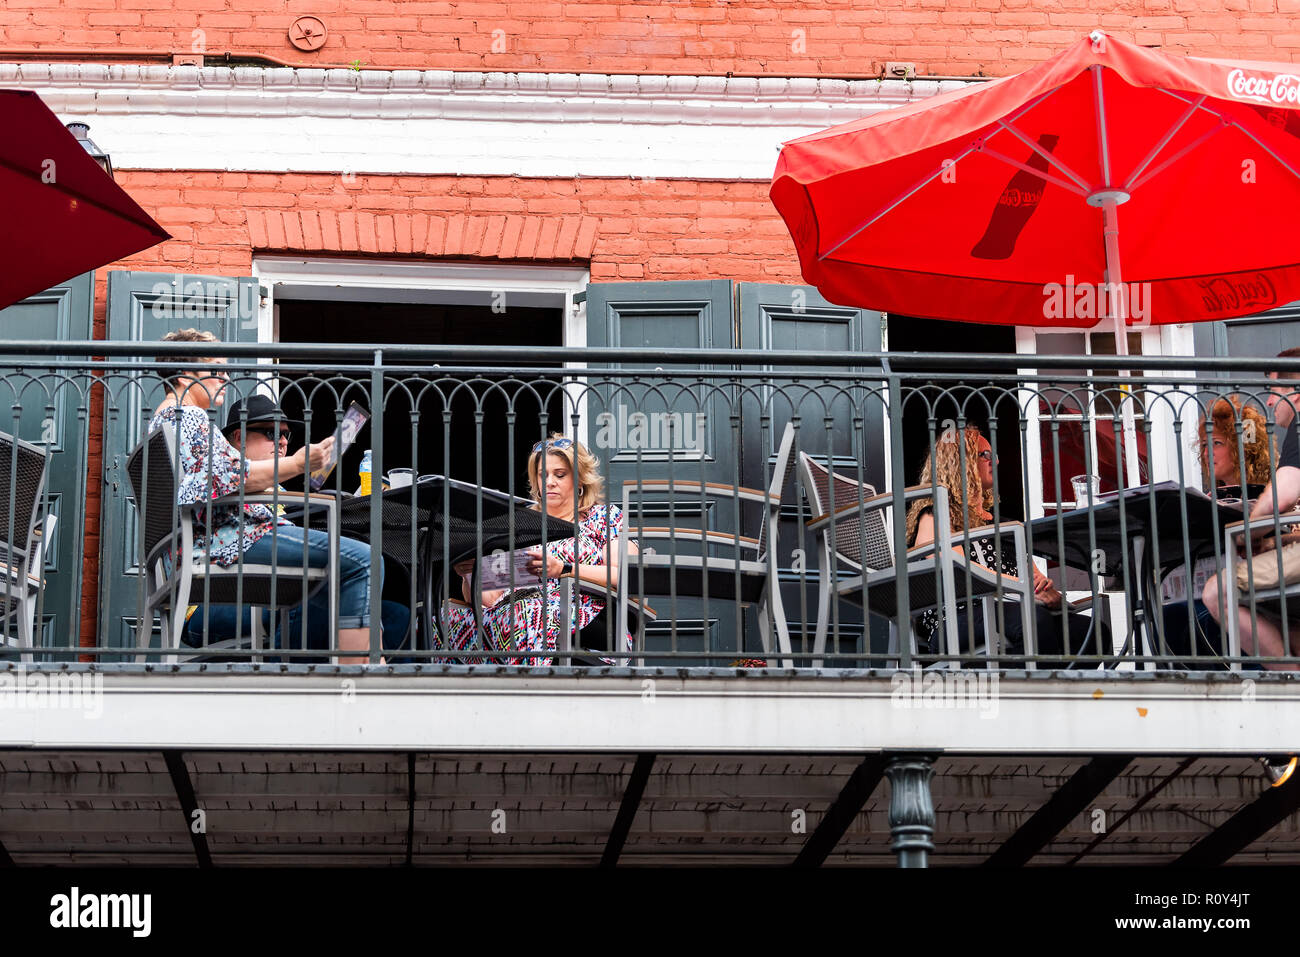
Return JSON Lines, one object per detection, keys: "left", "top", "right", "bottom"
{"left": 1159, "top": 600, "right": 1198, "bottom": 666}
{"left": 996, "top": 602, "right": 1087, "bottom": 668}
{"left": 183, "top": 604, "right": 255, "bottom": 648}
{"left": 498, "top": 592, "right": 547, "bottom": 666}
{"left": 943, "top": 605, "right": 987, "bottom": 666}
{"left": 438, "top": 600, "right": 475, "bottom": 664}
{"left": 380, "top": 600, "right": 411, "bottom": 655}
{"left": 1202, "top": 571, "right": 1298, "bottom": 671}
{"left": 242, "top": 525, "right": 380, "bottom": 664}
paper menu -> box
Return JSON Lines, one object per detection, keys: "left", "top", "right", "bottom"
{"left": 477, "top": 549, "right": 542, "bottom": 590}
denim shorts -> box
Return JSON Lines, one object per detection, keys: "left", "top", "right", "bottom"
{"left": 241, "top": 522, "right": 381, "bottom": 629}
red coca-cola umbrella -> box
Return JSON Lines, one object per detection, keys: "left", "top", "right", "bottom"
{"left": 0, "top": 90, "right": 169, "bottom": 310}
{"left": 771, "top": 31, "right": 1300, "bottom": 485}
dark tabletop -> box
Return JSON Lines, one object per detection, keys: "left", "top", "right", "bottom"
{"left": 289, "top": 475, "right": 575, "bottom": 568}
{"left": 1028, "top": 481, "right": 1243, "bottom": 576}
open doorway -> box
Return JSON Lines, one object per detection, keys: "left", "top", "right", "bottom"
{"left": 275, "top": 298, "right": 565, "bottom": 496}
{"left": 887, "top": 315, "right": 1026, "bottom": 520}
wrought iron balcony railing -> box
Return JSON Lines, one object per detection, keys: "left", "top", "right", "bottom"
{"left": 2, "top": 340, "right": 1298, "bottom": 674}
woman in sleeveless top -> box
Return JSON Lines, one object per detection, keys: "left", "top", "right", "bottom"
{"left": 905, "top": 425, "right": 1100, "bottom": 665}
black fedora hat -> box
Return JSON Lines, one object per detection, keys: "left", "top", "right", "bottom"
{"left": 223, "top": 394, "right": 302, "bottom": 437}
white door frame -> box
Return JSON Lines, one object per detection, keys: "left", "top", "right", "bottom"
{"left": 1015, "top": 323, "right": 1198, "bottom": 521}
{"left": 252, "top": 255, "right": 592, "bottom": 441}
{"left": 252, "top": 256, "right": 590, "bottom": 346}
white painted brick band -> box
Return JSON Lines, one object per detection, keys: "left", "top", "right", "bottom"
{"left": 0, "top": 62, "right": 977, "bottom": 179}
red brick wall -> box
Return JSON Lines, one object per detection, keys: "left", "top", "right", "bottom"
{"left": 111, "top": 171, "right": 800, "bottom": 284}
{"left": 4, "top": 1, "right": 1299, "bottom": 79}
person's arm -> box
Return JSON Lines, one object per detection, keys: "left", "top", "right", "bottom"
{"left": 173, "top": 408, "right": 247, "bottom": 505}
{"left": 528, "top": 506, "right": 637, "bottom": 590}
{"left": 912, "top": 511, "right": 936, "bottom": 548}
{"left": 450, "top": 557, "right": 505, "bottom": 607}
{"left": 914, "top": 507, "right": 1059, "bottom": 607}
{"left": 1248, "top": 465, "right": 1300, "bottom": 521}
{"left": 531, "top": 545, "right": 635, "bottom": 590}
{"left": 242, "top": 437, "right": 333, "bottom": 493}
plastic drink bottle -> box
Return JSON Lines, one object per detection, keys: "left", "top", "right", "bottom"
{"left": 358, "top": 449, "right": 372, "bottom": 496}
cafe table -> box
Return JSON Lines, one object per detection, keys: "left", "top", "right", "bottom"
{"left": 1027, "top": 481, "right": 1244, "bottom": 665}
{"left": 287, "top": 475, "right": 575, "bottom": 655}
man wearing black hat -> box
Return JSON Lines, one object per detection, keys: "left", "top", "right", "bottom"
{"left": 222, "top": 394, "right": 299, "bottom": 498}
{"left": 184, "top": 394, "right": 410, "bottom": 658}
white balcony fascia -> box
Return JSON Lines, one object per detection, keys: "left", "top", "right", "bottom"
{"left": 3, "top": 669, "right": 1293, "bottom": 755}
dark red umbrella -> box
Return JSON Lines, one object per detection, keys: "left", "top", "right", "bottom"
{"left": 0, "top": 90, "right": 169, "bottom": 309}
{"left": 771, "top": 32, "right": 1300, "bottom": 331}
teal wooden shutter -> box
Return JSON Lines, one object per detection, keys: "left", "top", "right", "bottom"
{"left": 1197, "top": 300, "right": 1300, "bottom": 364}
{"left": 0, "top": 271, "right": 94, "bottom": 654}
{"left": 585, "top": 280, "right": 741, "bottom": 658}
{"left": 737, "top": 282, "right": 886, "bottom": 661}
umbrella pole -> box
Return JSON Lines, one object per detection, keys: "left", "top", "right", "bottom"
{"left": 1100, "top": 194, "right": 1142, "bottom": 489}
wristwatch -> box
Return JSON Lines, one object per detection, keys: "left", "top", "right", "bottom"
{"left": 562, "top": 562, "right": 574, "bottom": 576}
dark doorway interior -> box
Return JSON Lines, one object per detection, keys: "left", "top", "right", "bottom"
{"left": 276, "top": 299, "right": 564, "bottom": 496}
{"left": 886, "top": 316, "right": 1026, "bottom": 521}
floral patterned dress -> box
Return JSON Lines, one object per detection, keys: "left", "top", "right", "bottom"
{"left": 440, "top": 502, "right": 631, "bottom": 665}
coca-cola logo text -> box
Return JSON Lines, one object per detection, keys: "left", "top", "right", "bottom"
{"left": 1227, "top": 68, "right": 1300, "bottom": 106}
{"left": 1198, "top": 273, "right": 1278, "bottom": 313}
{"left": 996, "top": 187, "right": 1043, "bottom": 208}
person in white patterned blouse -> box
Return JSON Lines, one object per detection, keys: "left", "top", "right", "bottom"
{"left": 149, "top": 329, "right": 378, "bottom": 664}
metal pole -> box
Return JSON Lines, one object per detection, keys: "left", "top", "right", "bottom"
{"left": 884, "top": 362, "right": 911, "bottom": 667}
{"left": 368, "top": 350, "right": 384, "bottom": 663}
{"left": 1092, "top": 63, "right": 1141, "bottom": 490}
{"left": 885, "top": 754, "right": 936, "bottom": 868}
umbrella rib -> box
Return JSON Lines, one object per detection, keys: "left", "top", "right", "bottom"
{"left": 1092, "top": 65, "right": 1115, "bottom": 188}
{"left": 817, "top": 86, "right": 1068, "bottom": 261}
{"left": 1233, "top": 123, "right": 1300, "bottom": 183}
{"left": 977, "top": 145, "right": 1089, "bottom": 197}
{"left": 816, "top": 83, "right": 1071, "bottom": 260}
{"left": 1126, "top": 121, "right": 1227, "bottom": 194}
{"left": 0, "top": 155, "right": 170, "bottom": 240}
{"left": 819, "top": 141, "right": 984, "bottom": 261}
{"left": 1122, "top": 94, "right": 1206, "bottom": 190}
{"left": 1156, "top": 87, "right": 1300, "bottom": 184}
{"left": 992, "top": 120, "right": 1090, "bottom": 194}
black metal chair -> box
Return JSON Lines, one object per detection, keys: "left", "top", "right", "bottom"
{"left": 798, "top": 454, "right": 1038, "bottom": 667}
{"left": 0, "top": 430, "right": 49, "bottom": 661}
{"left": 616, "top": 423, "right": 797, "bottom": 666}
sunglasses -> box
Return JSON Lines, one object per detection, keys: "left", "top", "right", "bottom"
{"left": 977, "top": 449, "right": 994, "bottom": 461}
{"left": 248, "top": 427, "right": 292, "bottom": 442}
{"left": 532, "top": 437, "right": 574, "bottom": 453}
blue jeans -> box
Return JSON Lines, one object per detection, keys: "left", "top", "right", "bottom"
{"left": 239, "top": 523, "right": 380, "bottom": 629}
{"left": 183, "top": 601, "right": 411, "bottom": 657}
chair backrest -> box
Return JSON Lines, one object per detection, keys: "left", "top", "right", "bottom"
{"left": 126, "top": 424, "right": 183, "bottom": 562}
{"left": 0, "top": 431, "right": 48, "bottom": 560}
{"left": 28, "top": 511, "right": 57, "bottom": 575}
{"left": 755, "top": 422, "right": 798, "bottom": 560}
{"left": 798, "top": 452, "right": 893, "bottom": 572}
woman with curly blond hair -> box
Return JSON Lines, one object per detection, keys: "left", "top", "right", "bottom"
{"left": 442, "top": 434, "right": 636, "bottom": 665}
{"left": 1202, "top": 395, "right": 1273, "bottom": 490}
{"left": 906, "top": 425, "right": 1099, "bottom": 664}
{"left": 904, "top": 424, "right": 995, "bottom": 545}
